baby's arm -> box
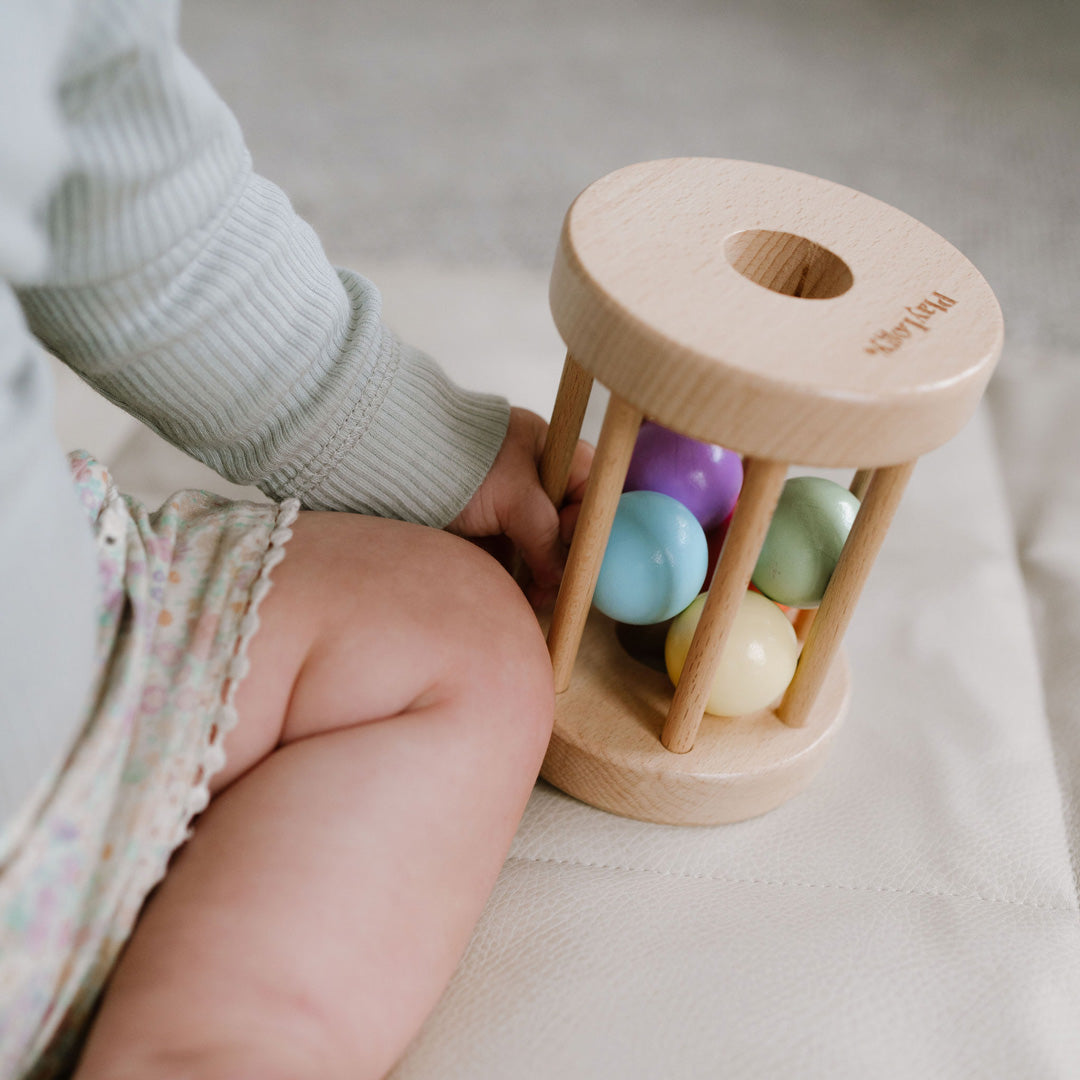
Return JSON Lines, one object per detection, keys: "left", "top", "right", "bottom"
{"left": 16, "top": 6, "right": 508, "bottom": 530}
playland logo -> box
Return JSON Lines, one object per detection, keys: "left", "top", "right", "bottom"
{"left": 863, "top": 292, "right": 959, "bottom": 356}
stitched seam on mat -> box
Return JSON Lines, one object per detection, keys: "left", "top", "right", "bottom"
{"left": 506, "top": 854, "right": 1080, "bottom": 917}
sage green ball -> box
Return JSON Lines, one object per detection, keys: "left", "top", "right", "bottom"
{"left": 751, "top": 476, "right": 860, "bottom": 608}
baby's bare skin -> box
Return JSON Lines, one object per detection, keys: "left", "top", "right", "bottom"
{"left": 73, "top": 411, "right": 592, "bottom": 1079}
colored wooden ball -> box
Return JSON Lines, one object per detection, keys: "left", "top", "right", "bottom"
{"left": 594, "top": 491, "right": 708, "bottom": 625}
{"left": 665, "top": 591, "right": 799, "bottom": 716}
{"left": 703, "top": 513, "right": 791, "bottom": 614}
{"left": 752, "top": 476, "right": 860, "bottom": 608}
{"left": 624, "top": 421, "right": 743, "bottom": 531}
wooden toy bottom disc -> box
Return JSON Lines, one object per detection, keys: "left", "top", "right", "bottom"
{"left": 540, "top": 611, "right": 850, "bottom": 825}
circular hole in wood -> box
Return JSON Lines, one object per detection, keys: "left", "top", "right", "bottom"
{"left": 724, "top": 229, "right": 853, "bottom": 300}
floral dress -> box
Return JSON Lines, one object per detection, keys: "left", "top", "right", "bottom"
{"left": 0, "top": 451, "right": 299, "bottom": 1078}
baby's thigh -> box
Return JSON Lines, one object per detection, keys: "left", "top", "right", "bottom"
{"left": 214, "top": 510, "right": 553, "bottom": 794}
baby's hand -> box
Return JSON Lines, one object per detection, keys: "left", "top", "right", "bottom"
{"left": 448, "top": 407, "right": 592, "bottom": 608}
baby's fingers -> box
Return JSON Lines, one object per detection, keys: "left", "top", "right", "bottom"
{"left": 558, "top": 501, "right": 583, "bottom": 547}
{"left": 505, "top": 485, "right": 564, "bottom": 590}
{"left": 564, "top": 439, "right": 595, "bottom": 507}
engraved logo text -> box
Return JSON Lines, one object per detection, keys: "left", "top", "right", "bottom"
{"left": 864, "top": 292, "right": 958, "bottom": 356}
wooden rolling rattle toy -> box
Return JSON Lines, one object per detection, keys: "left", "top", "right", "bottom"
{"left": 536, "top": 158, "right": 1003, "bottom": 826}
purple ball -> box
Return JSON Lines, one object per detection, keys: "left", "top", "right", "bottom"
{"left": 624, "top": 421, "right": 743, "bottom": 532}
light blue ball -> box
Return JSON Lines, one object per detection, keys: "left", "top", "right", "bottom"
{"left": 594, "top": 491, "right": 708, "bottom": 625}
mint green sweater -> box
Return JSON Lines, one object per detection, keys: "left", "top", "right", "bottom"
{"left": 0, "top": 0, "right": 510, "bottom": 837}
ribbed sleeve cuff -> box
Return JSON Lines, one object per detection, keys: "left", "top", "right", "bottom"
{"left": 344, "top": 339, "right": 510, "bottom": 527}
{"left": 258, "top": 314, "right": 510, "bottom": 528}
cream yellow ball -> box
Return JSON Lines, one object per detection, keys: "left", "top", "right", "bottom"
{"left": 665, "top": 591, "right": 799, "bottom": 716}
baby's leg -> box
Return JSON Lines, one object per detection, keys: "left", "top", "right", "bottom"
{"left": 73, "top": 511, "right": 554, "bottom": 1080}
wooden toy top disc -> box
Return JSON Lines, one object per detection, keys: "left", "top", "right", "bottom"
{"left": 549, "top": 158, "right": 1003, "bottom": 466}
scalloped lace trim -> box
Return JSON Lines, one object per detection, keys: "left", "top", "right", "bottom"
{"left": 192, "top": 496, "right": 300, "bottom": 819}
{"left": 154, "top": 496, "right": 302, "bottom": 881}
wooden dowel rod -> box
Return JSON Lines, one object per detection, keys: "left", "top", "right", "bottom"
{"left": 661, "top": 457, "right": 788, "bottom": 753}
{"left": 792, "top": 468, "right": 875, "bottom": 643}
{"left": 540, "top": 353, "right": 594, "bottom": 505}
{"left": 850, "top": 468, "right": 874, "bottom": 502}
{"left": 547, "top": 393, "right": 643, "bottom": 692}
{"left": 778, "top": 460, "right": 915, "bottom": 728}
